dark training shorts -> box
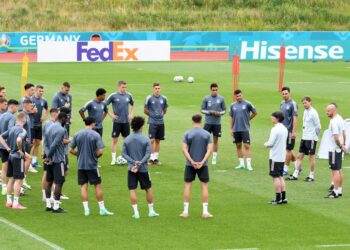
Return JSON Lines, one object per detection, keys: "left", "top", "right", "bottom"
{"left": 112, "top": 123, "right": 130, "bottom": 138}
{"left": 78, "top": 169, "right": 102, "bottom": 185}
{"left": 128, "top": 171, "right": 152, "bottom": 190}
{"left": 184, "top": 165, "right": 209, "bottom": 183}
{"left": 269, "top": 159, "right": 284, "bottom": 178}
{"left": 148, "top": 123, "right": 165, "bottom": 140}
{"left": 204, "top": 123, "right": 221, "bottom": 137}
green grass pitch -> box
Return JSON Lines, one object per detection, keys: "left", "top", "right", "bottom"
{"left": 0, "top": 61, "right": 349, "bottom": 250}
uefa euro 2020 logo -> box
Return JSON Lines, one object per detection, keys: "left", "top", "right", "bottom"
{"left": 0, "top": 34, "right": 10, "bottom": 52}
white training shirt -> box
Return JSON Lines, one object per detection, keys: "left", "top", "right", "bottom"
{"left": 328, "top": 114, "right": 345, "bottom": 152}
{"left": 264, "top": 123, "right": 288, "bottom": 162}
{"left": 302, "top": 106, "right": 321, "bottom": 141}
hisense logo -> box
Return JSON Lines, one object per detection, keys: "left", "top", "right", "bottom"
{"left": 240, "top": 41, "right": 344, "bottom": 60}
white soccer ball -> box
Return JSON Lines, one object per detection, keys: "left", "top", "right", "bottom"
{"left": 117, "top": 156, "right": 127, "bottom": 165}
{"left": 173, "top": 75, "right": 184, "bottom": 82}
{"left": 187, "top": 76, "right": 194, "bottom": 83}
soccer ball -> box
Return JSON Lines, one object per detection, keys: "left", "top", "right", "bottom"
{"left": 116, "top": 156, "right": 127, "bottom": 165}
{"left": 173, "top": 75, "right": 184, "bottom": 82}
{"left": 187, "top": 76, "right": 194, "bottom": 83}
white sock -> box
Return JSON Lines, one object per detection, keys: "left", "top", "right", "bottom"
{"left": 132, "top": 204, "right": 139, "bottom": 214}
{"left": 46, "top": 198, "right": 52, "bottom": 208}
{"left": 183, "top": 202, "right": 189, "bottom": 214}
{"left": 83, "top": 201, "right": 89, "bottom": 211}
{"left": 239, "top": 158, "right": 244, "bottom": 166}
{"left": 213, "top": 152, "right": 217, "bottom": 158}
{"left": 7, "top": 195, "right": 12, "bottom": 204}
{"left": 13, "top": 196, "right": 19, "bottom": 206}
{"left": 53, "top": 200, "right": 60, "bottom": 210}
{"left": 292, "top": 161, "right": 296, "bottom": 167}
{"left": 154, "top": 152, "right": 159, "bottom": 160}
{"left": 148, "top": 203, "right": 155, "bottom": 213}
{"left": 338, "top": 187, "right": 343, "bottom": 194}
{"left": 112, "top": 153, "right": 116, "bottom": 160}
{"left": 334, "top": 188, "right": 339, "bottom": 195}
{"left": 150, "top": 153, "right": 155, "bottom": 161}
{"left": 42, "top": 190, "right": 46, "bottom": 199}
{"left": 50, "top": 192, "right": 54, "bottom": 199}
{"left": 203, "top": 203, "right": 209, "bottom": 214}
{"left": 98, "top": 201, "right": 105, "bottom": 210}
{"left": 283, "top": 165, "right": 289, "bottom": 172}
{"left": 293, "top": 169, "right": 299, "bottom": 178}
{"left": 246, "top": 158, "right": 251, "bottom": 166}
{"left": 2, "top": 184, "right": 7, "bottom": 189}
{"left": 32, "top": 156, "right": 37, "bottom": 164}
{"left": 309, "top": 171, "right": 315, "bottom": 179}
{"left": 331, "top": 181, "right": 334, "bottom": 185}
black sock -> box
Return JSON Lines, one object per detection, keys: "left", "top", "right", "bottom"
{"left": 275, "top": 193, "right": 281, "bottom": 201}
{"left": 282, "top": 191, "right": 286, "bottom": 200}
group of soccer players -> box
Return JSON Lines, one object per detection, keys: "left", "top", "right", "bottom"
{"left": 0, "top": 80, "right": 347, "bottom": 218}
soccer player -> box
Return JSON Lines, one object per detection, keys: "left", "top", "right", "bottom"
{"left": 0, "top": 96, "right": 6, "bottom": 113}
{"left": 79, "top": 88, "right": 109, "bottom": 137}
{"left": 0, "top": 86, "right": 6, "bottom": 98}
{"left": 31, "top": 85, "right": 49, "bottom": 168}
{"left": 0, "top": 112, "right": 32, "bottom": 209}
{"left": 44, "top": 112, "right": 68, "bottom": 213}
{"left": 264, "top": 111, "right": 288, "bottom": 205}
{"left": 325, "top": 103, "right": 346, "bottom": 199}
{"left": 288, "top": 97, "right": 321, "bottom": 181}
{"left": 19, "top": 83, "right": 36, "bottom": 112}
{"left": 22, "top": 98, "right": 37, "bottom": 175}
{"left": 144, "top": 82, "right": 168, "bottom": 165}
{"left": 70, "top": 117, "right": 113, "bottom": 216}
{"left": 229, "top": 89, "right": 257, "bottom": 171}
{"left": 41, "top": 108, "right": 59, "bottom": 201}
{"left": 122, "top": 116, "right": 159, "bottom": 219}
{"left": 180, "top": 114, "right": 213, "bottom": 218}
{"left": 280, "top": 87, "right": 298, "bottom": 175}
{"left": 201, "top": 83, "right": 226, "bottom": 165}
{"left": 0, "top": 99, "right": 18, "bottom": 195}
{"left": 106, "top": 80, "right": 134, "bottom": 165}
{"left": 51, "top": 82, "right": 72, "bottom": 135}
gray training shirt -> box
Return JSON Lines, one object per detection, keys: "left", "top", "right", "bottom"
{"left": 122, "top": 131, "right": 151, "bottom": 172}
{"left": 280, "top": 99, "right": 298, "bottom": 132}
{"left": 144, "top": 94, "right": 168, "bottom": 124}
{"left": 45, "top": 122, "right": 66, "bottom": 163}
{"left": 106, "top": 92, "right": 134, "bottom": 124}
{"left": 229, "top": 100, "right": 256, "bottom": 132}
{"left": 0, "top": 111, "right": 16, "bottom": 149}
{"left": 1, "top": 125, "right": 27, "bottom": 159}
{"left": 183, "top": 127, "right": 212, "bottom": 166}
{"left": 31, "top": 96, "right": 48, "bottom": 127}
{"left": 43, "top": 119, "right": 55, "bottom": 154}
{"left": 70, "top": 128, "right": 104, "bottom": 170}
{"left": 201, "top": 94, "right": 226, "bottom": 125}
{"left": 51, "top": 91, "right": 73, "bottom": 114}
{"left": 79, "top": 99, "right": 108, "bottom": 129}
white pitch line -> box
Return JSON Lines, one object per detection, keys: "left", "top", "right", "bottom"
{"left": 215, "top": 170, "right": 228, "bottom": 173}
{"left": 286, "top": 82, "right": 313, "bottom": 84}
{"left": 315, "top": 244, "right": 350, "bottom": 248}
{"left": 214, "top": 248, "right": 258, "bottom": 250}
{"left": 0, "top": 217, "right": 64, "bottom": 250}
{"left": 342, "top": 166, "right": 350, "bottom": 169}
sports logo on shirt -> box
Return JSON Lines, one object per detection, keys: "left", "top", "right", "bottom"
{"left": 93, "top": 106, "right": 97, "bottom": 110}
{"left": 160, "top": 100, "right": 164, "bottom": 104}
{"left": 217, "top": 100, "right": 220, "bottom": 104}
{"left": 286, "top": 105, "right": 290, "bottom": 110}
{"left": 208, "top": 101, "right": 212, "bottom": 107}
{"left": 242, "top": 105, "right": 246, "bottom": 110}
{"left": 126, "top": 98, "right": 130, "bottom": 102}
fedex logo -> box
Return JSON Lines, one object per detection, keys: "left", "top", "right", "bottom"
{"left": 77, "top": 41, "right": 139, "bottom": 61}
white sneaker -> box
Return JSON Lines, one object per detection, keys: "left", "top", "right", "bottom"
{"left": 28, "top": 165, "right": 38, "bottom": 173}
{"left": 246, "top": 164, "right": 253, "bottom": 171}
{"left": 235, "top": 164, "right": 245, "bottom": 169}
{"left": 60, "top": 194, "right": 69, "bottom": 200}
{"left": 202, "top": 212, "right": 213, "bottom": 218}
{"left": 110, "top": 159, "right": 117, "bottom": 166}
{"left": 179, "top": 212, "right": 189, "bottom": 218}
{"left": 148, "top": 211, "right": 159, "bottom": 217}
{"left": 211, "top": 157, "right": 217, "bottom": 165}
{"left": 132, "top": 213, "right": 140, "bottom": 219}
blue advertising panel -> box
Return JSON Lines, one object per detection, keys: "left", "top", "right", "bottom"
{"left": 229, "top": 40, "right": 350, "bottom": 61}
{"left": 1, "top": 31, "right": 350, "bottom": 59}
